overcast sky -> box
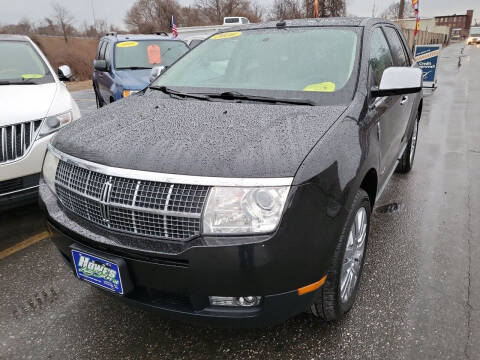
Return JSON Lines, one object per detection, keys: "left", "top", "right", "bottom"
{"left": 0, "top": 0, "right": 479, "bottom": 29}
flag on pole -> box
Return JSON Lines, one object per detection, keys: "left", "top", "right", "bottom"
{"left": 172, "top": 15, "right": 178, "bottom": 38}
{"left": 412, "top": 0, "right": 420, "bottom": 36}
{"left": 313, "top": 0, "right": 319, "bottom": 18}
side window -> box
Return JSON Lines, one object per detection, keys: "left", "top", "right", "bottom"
{"left": 104, "top": 42, "right": 112, "bottom": 67}
{"left": 99, "top": 41, "right": 107, "bottom": 61}
{"left": 369, "top": 28, "right": 394, "bottom": 87}
{"left": 383, "top": 27, "right": 409, "bottom": 66}
{"left": 96, "top": 41, "right": 104, "bottom": 60}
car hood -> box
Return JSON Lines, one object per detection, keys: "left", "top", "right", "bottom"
{"left": 115, "top": 69, "right": 151, "bottom": 90}
{"left": 0, "top": 82, "right": 57, "bottom": 126}
{"left": 52, "top": 90, "right": 348, "bottom": 178}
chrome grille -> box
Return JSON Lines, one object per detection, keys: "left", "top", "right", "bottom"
{"left": 0, "top": 120, "right": 42, "bottom": 163}
{"left": 55, "top": 160, "right": 210, "bottom": 241}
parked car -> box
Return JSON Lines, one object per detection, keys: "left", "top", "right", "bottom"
{"left": 41, "top": 18, "right": 423, "bottom": 327}
{"left": 467, "top": 27, "right": 480, "bottom": 45}
{"left": 0, "top": 35, "right": 80, "bottom": 208}
{"left": 92, "top": 32, "right": 190, "bottom": 107}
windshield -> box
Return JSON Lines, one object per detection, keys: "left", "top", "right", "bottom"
{"left": 152, "top": 27, "right": 360, "bottom": 105}
{"left": 114, "top": 40, "right": 189, "bottom": 69}
{"left": 0, "top": 41, "right": 53, "bottom": 84}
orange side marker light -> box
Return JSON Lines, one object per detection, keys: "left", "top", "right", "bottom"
{"left": 297, "top": 276, "right": 327, "bottom": 296}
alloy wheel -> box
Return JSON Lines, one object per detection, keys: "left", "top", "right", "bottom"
{"left": 340, "top": 207, "right": 368, "bottom": 304}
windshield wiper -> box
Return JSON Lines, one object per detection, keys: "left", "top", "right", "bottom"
{"left": 0, "top": 80, "right": 37, "bottom": 85}
{"left": 150, "top": 86, "right": 211, "bottom": 101}
{"left": 116, "top": 66, "right": 152, "bottom": 70}
{"left": 203, "top": 91, "right": 316, "bottom": 106}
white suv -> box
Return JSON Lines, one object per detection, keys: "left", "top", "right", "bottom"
{"left": 0, "top": 35, "right": 80, "bottom": 207}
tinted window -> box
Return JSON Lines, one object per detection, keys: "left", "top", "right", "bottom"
{"left": 96, "top": 41, "right": 104, "bottom": 59}
{"left": 383, "top": 27, "right": 409, "bottom": 66}
{"left": 99, "top": 41, "right": 107, "bottom": 60}
{"left": 369, "top": 28, "right": 394, "bottom": 86}
{"left": 105, "top": 42, "right": 112, "bottom": 65}
{"left": 225, "top": 18, "right": 240, "bottom": 24}
{"left": 154, "top": 28, "right": 359, "bottom": 104}
{"left": 114, "top": 40, "right": 189, "bottom": 69}
{"left": 0, "top": 41, "right": 53, "bottom": 84}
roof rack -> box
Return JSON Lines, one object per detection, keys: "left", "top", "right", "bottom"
{"left": 152, "top": 31, "right": 169, "bottom": 36}
{"left": 106, "top": 32, "right": 117, "bottom": 37}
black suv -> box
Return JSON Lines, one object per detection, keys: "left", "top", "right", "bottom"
{"left": 41, "top": 18, "right": 423, "bottom": 327}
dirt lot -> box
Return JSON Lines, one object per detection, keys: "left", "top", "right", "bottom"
{"left": 32, "top": 36, "right": 97, "bottom": 81}
{"left": 66, "top": 80, "right": 92, "bottom": 92}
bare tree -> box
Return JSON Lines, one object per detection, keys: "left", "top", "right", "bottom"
{"left": 195, "top": 0, "right": 263, "bottom": 24}
{"left": 270, "top": 0, "right": 305, "bottom": 20}
{"left": 380, "top": 1, "right": 414, "bottom": 20}
{"left": 125, "top": 0, "right": 183, "bottom": 33}
{"left": 51, "top": 2, "right": 75, "bottom": 42}
{"left": 271, "top": 0, "right": 345, "bottom": 20}
{"left": 398, "top": 0, "right": 405, "bottom": 19}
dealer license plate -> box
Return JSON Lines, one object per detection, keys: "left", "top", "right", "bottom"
{"left": 71, "top": 249, "right": 124, "bottom": 294}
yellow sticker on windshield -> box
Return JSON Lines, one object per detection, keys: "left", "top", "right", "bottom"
{"left": 117, "top": 41, "right": 139, "bottom": 48}
{"left": 22, "top": 74, "right": 44, "bottom": 79}
{"left": 303, "top": 82, "right": 336, "bottom": 92}
{"left": 212, "top": 32, "right": 242, "bottom": 40}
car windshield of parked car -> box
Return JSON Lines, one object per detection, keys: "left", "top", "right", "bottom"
{"left": 115, "top": 40, "right": 189, "bottom": 69}
{"left": 153, "top": 27, "right": 360, "bottom": 105}
{"left": 0, "top": 41, "right": 53, "bottom": 84}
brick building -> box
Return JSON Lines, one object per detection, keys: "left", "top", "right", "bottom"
{"left": 435, "top": 10, "right": 474, "bottom": 39}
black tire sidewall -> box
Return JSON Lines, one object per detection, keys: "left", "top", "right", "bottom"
{"left": 319, "top": 189, "right": 371, "bottom": 319}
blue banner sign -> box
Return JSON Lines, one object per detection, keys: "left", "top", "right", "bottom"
{"left": 414, "top": 44, "right": 442, "bottom": 84}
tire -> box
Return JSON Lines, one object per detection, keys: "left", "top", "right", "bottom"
{"left": 310, "top": 189, "right": 371, "bottom": 321}
{"left": 396, "top": 114, "right": 419, "bottom": 174}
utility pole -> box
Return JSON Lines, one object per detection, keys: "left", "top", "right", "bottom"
{"left": 372, "top": 0, "right": 376, "bottom": 17}
{"left": 399, "top": 0, "right": 405, "bottom": 19}
{"left": 91, "top": 0, "right": 97, "bottom": 27}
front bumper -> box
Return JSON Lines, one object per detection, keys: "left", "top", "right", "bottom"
{"left": 0, "top": 174, "right": 40, "bottom": 208}
{"left": 47, "top": 219, "right": 316, "bottom": 327}
{"left": 40, "top": 175, "right": 346, "bottom": 327}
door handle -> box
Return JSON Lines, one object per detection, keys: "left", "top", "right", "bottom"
{"left": 400, "top": 96, "right": 409, "bottom": 105}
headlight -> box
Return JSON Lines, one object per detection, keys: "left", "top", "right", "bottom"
{"left": 42, "top": 148, "right": 59, "bottom": 194}
{"left": 202, "top": 186, "right": 290, "bottom": 234}
{"left": 39, "top": 111, "right": 73, "bottom": 138}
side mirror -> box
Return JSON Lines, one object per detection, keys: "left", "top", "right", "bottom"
{"left": 149, "top": 65, "right": 166, "bottom": 83}
{"left": 371, "top": 67, "right": 422, "bottom": 97}
{"left": 94, "top": 59, "right": 108, "bottom": 72}
{"left": 58, "top": 65, "right": 72, "bottom": 81}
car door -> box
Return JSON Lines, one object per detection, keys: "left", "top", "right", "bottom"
{"left": 368, "top": 27, "right": 402, "bottom": 186}
{"left": 102, "top": 41, "right": 115, "bottom": 102}
{"left": 383, "top": 26, "right": 415, "bottom": 150}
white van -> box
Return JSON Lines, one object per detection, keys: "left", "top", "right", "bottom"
{"left": 0, "top": 35, "right": 80, "bottom": 207}
{"left": 223, "top": 17, "right": 250, "bottom": 25}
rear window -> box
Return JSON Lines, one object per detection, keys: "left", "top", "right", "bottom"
{"left": 114, "top": 40, "right": 189, "bottom": 70}
{"left": 0, "top": 41, "right": 53, "bottom": 84}
{"left": 224, "top": 18, "right": 240, "bottom": 24}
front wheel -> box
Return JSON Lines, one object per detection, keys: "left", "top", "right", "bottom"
{"left": 310, "top": 189, "right": 371, "bottom": 321}
{"left": 396, "top": 115, "right": 419, "bottom": 174}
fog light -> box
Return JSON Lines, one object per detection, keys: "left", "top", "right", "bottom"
{"left": 209, "top": 296, "right": 262, "bottom": 307}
